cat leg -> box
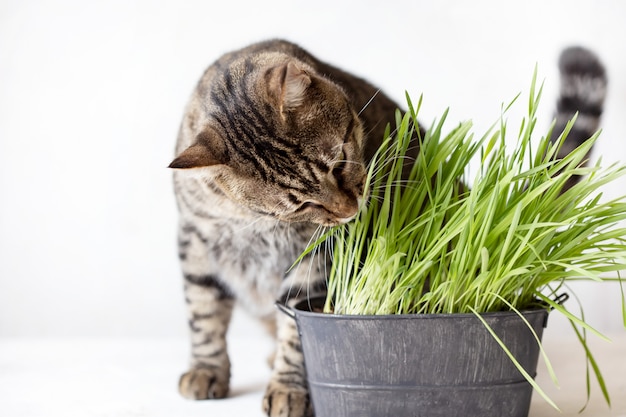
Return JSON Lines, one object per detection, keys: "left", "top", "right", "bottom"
{"left": 263, "top": 257, "right": 326, "bottom": 417}
{"left": 262, "top": 309, "right": 312, "bottom": 417}
{"left": 178, "top": 273, "right": 234, "bottom": 400}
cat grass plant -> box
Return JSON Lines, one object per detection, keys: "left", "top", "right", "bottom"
{"left": 300, "top": 73, "right": 626, "bottom": 408}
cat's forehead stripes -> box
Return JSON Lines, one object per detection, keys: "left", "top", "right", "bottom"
{"left": 201, "top": 57, "right": 357, "bottom": 195}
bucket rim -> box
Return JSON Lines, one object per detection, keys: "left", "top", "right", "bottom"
{"left": 289, "top": 296, "right": 550, "bottom": 321}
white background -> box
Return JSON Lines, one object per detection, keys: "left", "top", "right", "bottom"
{"left": 1, "top": 0, "right": 625, "bottom": 342}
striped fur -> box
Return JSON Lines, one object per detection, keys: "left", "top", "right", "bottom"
{"left": 170, "top": 40, "right": 607, "bottom": 417}
{"left": 550, "top": 46, "right": 607, "bottom": 191}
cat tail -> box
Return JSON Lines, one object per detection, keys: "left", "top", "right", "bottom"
{"left": 550, "top": 46, "right": 608, "bottom": 191}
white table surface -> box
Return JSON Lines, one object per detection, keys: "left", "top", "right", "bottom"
{"left": 530, "top": 330, "right": 626, "bottom": 417}
{"left": 1, "top": 331, "right": 624, "bottom": 417}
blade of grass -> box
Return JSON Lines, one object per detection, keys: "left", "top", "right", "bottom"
{"left": 468, "top": 306, "right": 560, "bottom": 411}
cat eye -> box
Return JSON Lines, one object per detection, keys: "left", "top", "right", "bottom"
{"left": 297, "top": 201, "right": 324, "bottom": 212}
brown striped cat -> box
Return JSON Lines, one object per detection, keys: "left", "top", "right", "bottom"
{"left": 169, "top": 39, "right": 606, "bottom": 417}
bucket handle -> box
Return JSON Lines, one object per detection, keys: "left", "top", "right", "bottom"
{"left": 551, "top": 292, "right": 569, "bottom": 309}
{"left": 275, "top": 302, "right": 296, "bottom": 319}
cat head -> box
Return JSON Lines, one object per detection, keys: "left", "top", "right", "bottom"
{"left": 170, "top": 59, "right": 368, "bottom": 227}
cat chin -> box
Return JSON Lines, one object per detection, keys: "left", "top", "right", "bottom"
{"left": 315, "top": 215, "right": 357, "bottom": 228}
{"left": 278, "top": 214, "right": 353, "bottom": 228}
{"left": 335, "top": 215, "right": 357, "bottom": 225}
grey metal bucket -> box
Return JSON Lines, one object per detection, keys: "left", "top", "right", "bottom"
{"left": 280, "top": 297, "right": 549, "bottom": 417}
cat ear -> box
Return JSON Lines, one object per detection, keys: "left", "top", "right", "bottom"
{"left": 168, "top": 128, "right": 228, "bottom": 169}
{"left": 280, "top": 61, "right": 311, "bottom": 110}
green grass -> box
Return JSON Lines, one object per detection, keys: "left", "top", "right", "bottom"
{"left": 310, "top": 75, "right": 626, "bottom": 317}
{"left": 297, "top": 71, "right": 626, "bottom": 409}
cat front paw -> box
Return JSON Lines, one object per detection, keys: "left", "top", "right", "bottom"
{"left": 262, "top": 382, "right": 312, "bottom": 417}
{"left": 178, "top": 366, "right": 230, "bottom": 400}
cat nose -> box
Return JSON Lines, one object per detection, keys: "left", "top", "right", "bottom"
{"left": 328, "top": 195, "right": 359, "bottom": 221}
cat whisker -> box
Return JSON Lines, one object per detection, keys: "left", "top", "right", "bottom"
{"left": 368, "top": 151, "right": 417, "bottom": 182}
{"left": 331, "top": 143, "right": 344, "bottom": 154}
{"left": 336, "top": 159, "right": 366, "bottom": 167}
{"left": 305, "top": 225, "right": 325, "bottom": 297}
{"left": 370, "top": 179, "right": 421, "bottom": 190}
{"left": 272, "top": 217, "right": 282, "bottom": 239}
{"left": 369, "top": 140, "right": 401, "bottom": 167}
{"left": 236, "top": 214, "right": 267, "bottom": 233}
{"left": 360, "top": 112, "right": 400, "bottom": 147}
{"left": 358, "top": 89, "right": 380, "bottom": 116}
{"left": 284, "top": 223, "right": 327, "bottom": 303}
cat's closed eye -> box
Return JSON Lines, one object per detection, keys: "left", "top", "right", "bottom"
{"left": 296, "top": 201, "right": 324, "bottom": 212}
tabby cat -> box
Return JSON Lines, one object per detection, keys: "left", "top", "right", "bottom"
{"left": 169, "top": 39, "right": 606, "bottom": 417}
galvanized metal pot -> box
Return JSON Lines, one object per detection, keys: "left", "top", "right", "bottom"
{"left": 279, "top": 297, "right": 549, "bottom": 417}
